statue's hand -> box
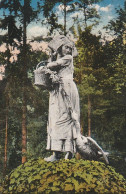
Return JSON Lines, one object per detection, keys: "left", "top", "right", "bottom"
{"left": 71, "top": 111, "right": 81, "bottom": 134}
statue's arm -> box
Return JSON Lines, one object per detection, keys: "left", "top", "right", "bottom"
{"left": 47, "top": 55, "right": 72, "bottom": 70}
{"left": 47, "top": 61, "right": 57, "bottom": 69}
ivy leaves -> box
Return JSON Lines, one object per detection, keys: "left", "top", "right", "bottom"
{"left": 0, "top": 158, "right": 126, "bottom": 193}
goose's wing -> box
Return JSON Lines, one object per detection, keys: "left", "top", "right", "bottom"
{"left": 87, "top": 137, "right": 109, "bottom": 164}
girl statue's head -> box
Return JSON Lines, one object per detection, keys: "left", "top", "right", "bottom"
{"left": 57, "top": 43, "right": 72, "bottom": 57}
{"left": 48, "top": 35, "right": 78, "bottom": 57}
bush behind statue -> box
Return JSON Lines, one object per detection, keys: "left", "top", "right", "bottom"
{"left": 0, "top": 158, "right": 126, "bottom": 193}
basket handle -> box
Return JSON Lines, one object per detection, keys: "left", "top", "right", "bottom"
{"left": 36, "top": 61, "right": 48, "bottom": 69}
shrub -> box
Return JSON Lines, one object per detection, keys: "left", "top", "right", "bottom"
{"left": 0, "top": 158, "right": 126, "bottom": 193}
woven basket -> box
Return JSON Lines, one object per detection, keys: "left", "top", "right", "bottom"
{"left": 34, "top": 61, "right": 51, "bottom": 89}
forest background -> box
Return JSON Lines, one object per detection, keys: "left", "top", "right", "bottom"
{"left": 0, "top": 0, "right": 126, "bottom": 180}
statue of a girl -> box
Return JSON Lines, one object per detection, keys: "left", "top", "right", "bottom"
{"left": 44, "top": 35, "right": 80, "bottom": 162}
{"left": 34, "top": 35, "right": 109, "bottom": 163}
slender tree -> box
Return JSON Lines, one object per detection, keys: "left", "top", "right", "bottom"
{"left": 101, "top": 1, "right": 126, "bottom": 150}
{"left": 73, "top": 0, "right": 102, "bottom": 28}
{"left": 70, "top": 1, "right": 103, "bottom": 137}
{"left": 0, "top": 0, "right": 41, "bottom": 164}
{"left": 42, "top": 0, "right": 75, "bottom": 35}
{"left": 3, "top": 96, "right": 8, "bottom": 176}
{"left": 0, "top": 79, "right": 6, "bottom": 178}
{"left": 75, "top": 1, "right": 102, "bottom": 136}
{"left": 75, "top": 26, "right": 104, "bottom": 136}
{"left": 0, "top": 10, "right": 18, "bottom": 174}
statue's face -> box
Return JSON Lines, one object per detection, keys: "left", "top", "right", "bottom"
{"left": 62, "top": 44, "right": 72, "bottom": 56}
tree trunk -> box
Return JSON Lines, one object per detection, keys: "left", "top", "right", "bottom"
{"left": 21, "top": 0, "right": 27, "bottom": 164}
{"left": 88, "top": 95, "right": 91, "bottom": 137}
{"left": 83, "top": 2, "right": 87, "bottom": 27}
{"left": 4, "top": 98, "right": 8, "bottom": 175}
{"left": 4, "top": 41, "right": 10, "bottom": 175}
{"left": 64, "top": 0, "right": 67, "bottom": 35}
{"left": 22, "top": 93, "right": 27, "bottom": 163}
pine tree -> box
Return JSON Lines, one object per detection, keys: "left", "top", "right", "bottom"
{"left": 0, "top": 0, "right": 41, "bottom": 166}
{"left": 42, "top": 0, "right": 75, "bottom": 35}
{"left": 100, "top": 1, "right": 126, "bottom": 150}
{"left": 71, "top": 1, "right": 103, "bottom": 136}
{"left": 73, "top": 0, "right": 102, "bottom": 28}
{"left": 75, "top": 26, "right": 104, "bottom": 137}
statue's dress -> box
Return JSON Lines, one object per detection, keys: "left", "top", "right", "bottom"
{"left": 46, "top": 55, "right": 80, "bottom": 153}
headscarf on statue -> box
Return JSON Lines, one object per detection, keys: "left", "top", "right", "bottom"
{"left": 48, "top": 35, "right": 78, "bottom": 58}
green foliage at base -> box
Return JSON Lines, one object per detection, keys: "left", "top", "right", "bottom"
{"left": 0, "top": 158, "right": 126, "bottom": 193}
